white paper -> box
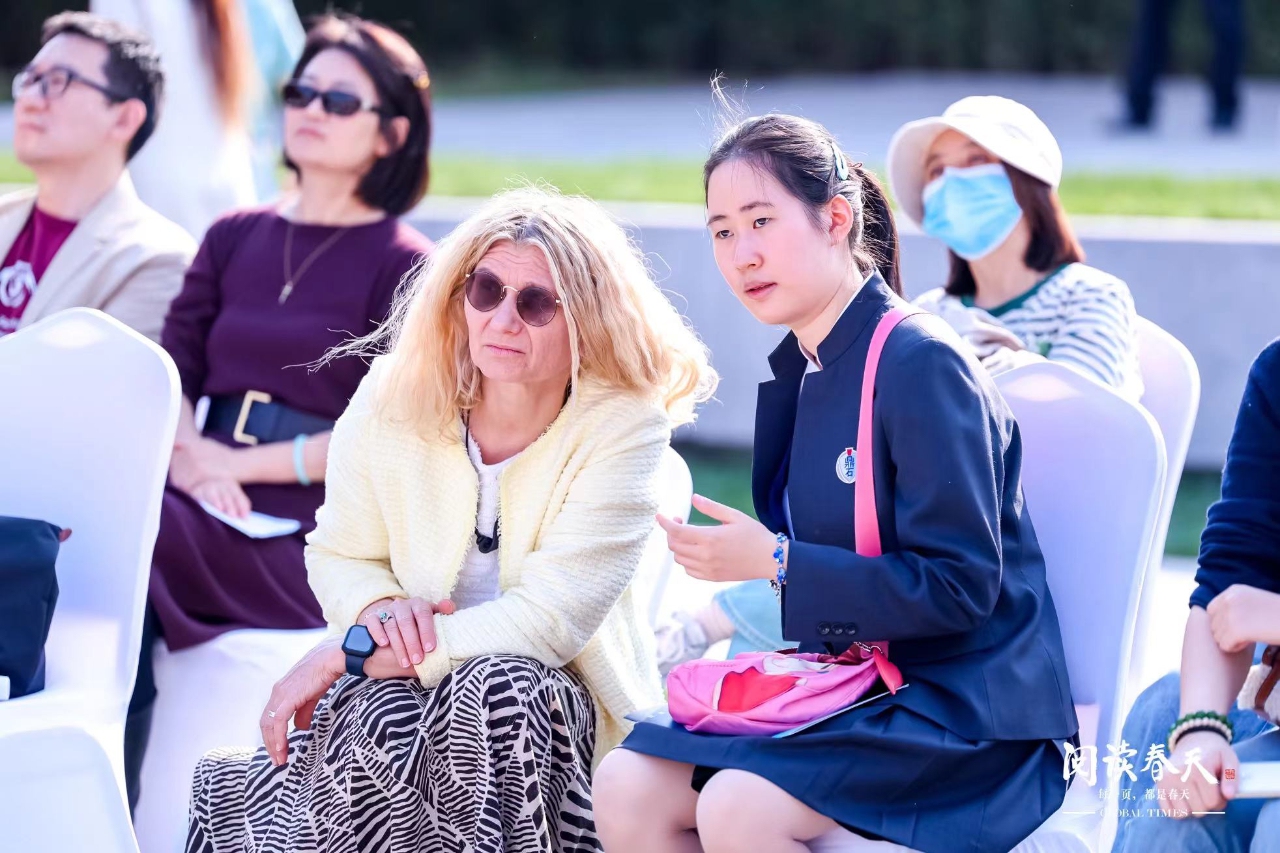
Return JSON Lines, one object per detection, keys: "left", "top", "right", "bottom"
{"left": 1236, "top": 762, "right": 1280, "bottom": 799}
{"left": 199, "top": 501, "right": 301, "bottom": 539}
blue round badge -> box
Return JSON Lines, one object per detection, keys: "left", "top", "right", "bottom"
{"left": 836, "top": 447, "right": 856, "bottom": 484}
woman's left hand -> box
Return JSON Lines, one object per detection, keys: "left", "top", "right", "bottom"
{"left": 190, "top": 476, "right": 253, "bottom": 518}
{"left": 1206, "top": 584, "right": 1280, "bottom": 653}
{"left": 657, "top": 494, "right": 781, "bottom": 583}
{"left": 260, "top": 637, "right": 346, "bottom": 766}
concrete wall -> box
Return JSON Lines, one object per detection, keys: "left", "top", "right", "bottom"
{"left": 410, "top": 199, "right": 1280, "bottom": 469}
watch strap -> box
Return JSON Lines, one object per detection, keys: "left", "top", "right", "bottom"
{"left": 345, "top": 652, "right": 367, "bottom": 678}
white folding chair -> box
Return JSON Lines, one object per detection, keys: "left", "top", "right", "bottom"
{"left": 0, "top": 309, "right": 179, "bottom": 814}
{"left": 813, "top": 362, "right": 1165, "bottom": 852}
{"left": 134, "top": 628, "right": 327, "bottom": 853}
{"left": 1135, "top": 317, "right": 1200, "bottom": 554}
{"left": 1003, "top": 363, "right": 1165, "bottom": 852}
{"left": 638, "top": 446, "right": 695, "bottom": 627}
{"left": 0, "top": 726, "right": 141, "bottom": 853}
{"left": 1129, "top": 317, "right": 1201, "bottom": 688}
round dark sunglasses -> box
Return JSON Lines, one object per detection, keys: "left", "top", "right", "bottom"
{"left": 464, "top": 269, "right": 561, "bottom": 327}
{"left": 282, "top": 81, "right": 381, "bottom": 117}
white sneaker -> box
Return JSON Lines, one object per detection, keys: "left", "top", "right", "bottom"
{"left": 654, "top": 611, "right": 710, "bottom": 677}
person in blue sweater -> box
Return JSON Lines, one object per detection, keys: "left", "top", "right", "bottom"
{"left": 1115, "top": 341, "right": 1280, "bottom": 852}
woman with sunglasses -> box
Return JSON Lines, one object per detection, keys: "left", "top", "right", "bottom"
{"left": 185, "top": 186, "right": 717, "bottom": 851}
{"left": 124, "top": 14, "right": 433, "bottom": 808}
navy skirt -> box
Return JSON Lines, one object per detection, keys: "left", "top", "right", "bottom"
{"left": 622, "top": 700, "right": 1072, "bottom": 853}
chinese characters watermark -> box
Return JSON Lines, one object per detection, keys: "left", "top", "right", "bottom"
{"left": 1062, "top": 739, "right": 1226, "bottom": 819}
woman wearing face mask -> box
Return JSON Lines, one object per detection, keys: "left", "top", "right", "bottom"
{"left": 652, "top": 96, "right": 1146, "bottom": 678}
{"left": 891, "top": 95, "right": 1142, "bottom": 401}
{"left": 593, "top": 109, "right": 1078, "bottom": 853}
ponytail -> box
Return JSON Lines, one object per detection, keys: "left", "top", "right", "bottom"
{"left": 852, "top": 164, "right": 902, "bottom": 296}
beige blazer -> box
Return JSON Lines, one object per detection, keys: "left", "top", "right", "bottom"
{"left": 0, "top": 173, "right": 197, "bottom": 342}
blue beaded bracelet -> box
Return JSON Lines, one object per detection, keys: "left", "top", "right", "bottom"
{"left": 769, "top": 532, "right": 788, "bottom": 595}
{"left": 293, "top": 434, "right": 312, "bottom": 487}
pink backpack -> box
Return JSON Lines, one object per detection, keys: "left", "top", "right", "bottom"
{"left": 666, "top": 305, "right": 919, "bottom": 736}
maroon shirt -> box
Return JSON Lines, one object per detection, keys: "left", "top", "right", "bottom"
{"left": 0, "top": 207, "right": 79, "bottom": 336}
{"left": 160, "top": 207, "right": 433, "bottom": 526}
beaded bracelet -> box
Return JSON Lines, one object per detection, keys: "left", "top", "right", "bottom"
{"left": 1168, "top": 710, "right": 1233, "bottom": 751}
{"left": 769, "top": 532, "right": 788, "bottom": 595}
{"left": 1170, "top": 722, "right": 1232, "bottom": 752}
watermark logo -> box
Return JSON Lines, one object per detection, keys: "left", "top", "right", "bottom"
{"left": 1062, "top": 739, "right": 1223, "bottom": 819}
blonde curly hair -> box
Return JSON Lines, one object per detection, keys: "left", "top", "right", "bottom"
{"left": 329, "top": 186, "right": 718, "bottom": 437}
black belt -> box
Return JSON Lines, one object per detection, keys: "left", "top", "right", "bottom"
{"left": 204, "top": 392, "right": 334, "bottom": 446}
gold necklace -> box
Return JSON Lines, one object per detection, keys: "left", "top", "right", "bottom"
{"left": 279, "top": 218, "right": 349, "bottom": 305}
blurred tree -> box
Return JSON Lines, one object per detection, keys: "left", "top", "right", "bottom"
{"left": 2, "top": 0, "right": 1278, "bottom": 82}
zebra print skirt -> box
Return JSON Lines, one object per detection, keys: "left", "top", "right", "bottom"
{"left": 187, "top": 655, "right": 602, "bottom": 853}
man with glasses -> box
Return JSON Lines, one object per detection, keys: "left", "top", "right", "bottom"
{"left": 0, "top": 12, "right": 194, "bottom": 342}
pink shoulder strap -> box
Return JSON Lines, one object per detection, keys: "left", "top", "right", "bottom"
{"left": 854, "top": 305, "right": 924, "bottom": 558}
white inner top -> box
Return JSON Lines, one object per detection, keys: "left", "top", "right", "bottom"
{"left": 452, "top": 434, "right": 521, "bottom": 610}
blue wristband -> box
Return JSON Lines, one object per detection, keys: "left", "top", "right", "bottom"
{"left": 293, "top": 434, "right": 312, "bottom": 487}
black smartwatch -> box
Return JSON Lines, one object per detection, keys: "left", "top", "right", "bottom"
{"left": 341, "top": 625, "right": 376, "bottom": 677}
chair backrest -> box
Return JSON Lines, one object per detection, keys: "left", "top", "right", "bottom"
{"left": 0, "top": 309, "right": 179, "bottom": 711}
{"left": 995, "top": 362, "right": 1165, "bottom": 752}
{"left": 1135, "top": 316, "right": 1201, "bottom": 556}
{"left": 637, "top": 446, "right": 694, "bottom": 626}
{"left": 1130, "top": 317, "right": 1201, "bottom": 690}
{"left": 0, "top": 726, "right": 140, "bottom": 853}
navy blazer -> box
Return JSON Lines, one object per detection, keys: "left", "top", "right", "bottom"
{"left": 1191, "top": 339, "right": 1280, "bottom": 609}
{"left": 754, "top": 274, "right": 1079, "bottom": 743}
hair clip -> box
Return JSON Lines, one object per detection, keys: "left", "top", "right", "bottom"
{"left": 831, "top": 142, "right": 850, "bottom": 181}
{"left": 413, "top": 72, "right": 430, "bottom": 91}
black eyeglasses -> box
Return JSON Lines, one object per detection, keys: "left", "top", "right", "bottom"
{"left": 464, "top": 269, "right": 562, "bottom": 327}
{"left": 12, "top": 65, "right": 128, "bottom": 103}
{"left": 282, "top": 81, "right": 382, "bottom": 117}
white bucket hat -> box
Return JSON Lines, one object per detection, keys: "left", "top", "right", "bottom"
{"left": 886, "top": 95, "right": 1063, "bottom": 228}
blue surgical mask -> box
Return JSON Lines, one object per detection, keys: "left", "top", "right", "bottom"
{"left": 921, "top": 163, "right": 1023, "bottom": 261}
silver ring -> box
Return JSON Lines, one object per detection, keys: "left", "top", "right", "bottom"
{"left": 378, "top": 611, "right": 394, "bottom": 624}
{"left": 266, "top": 710, "right": 277, "bottom": 719}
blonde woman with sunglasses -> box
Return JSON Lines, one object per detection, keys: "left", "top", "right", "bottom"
{"left": 186, "top": 186, "right": 717, "bottom": 852}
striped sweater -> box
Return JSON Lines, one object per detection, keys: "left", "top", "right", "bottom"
{"left": 914, "top": 262, "right": 1143, "bottom": 400}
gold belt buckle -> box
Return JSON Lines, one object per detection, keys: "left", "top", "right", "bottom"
{"left": 232, "top": 390, "right": 272, "bottom": 446}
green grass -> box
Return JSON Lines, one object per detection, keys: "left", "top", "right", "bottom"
{"left": 677, "top": 441, "right": 1220, "bottom": 558}
{"left": 5, "top": 146, "right": 1280, "bottom": 220}
{"left": 1059, "top": 174, "right": 1280, "bottom": 220}
{"left": 433, "top": 159, "right": 1280, "bottom": 221}
{"left": 674, "top": 442, "right": 756, "bottom": 525}
{"left": 430, "top": 155, "right": 705, "bottom": 203}
{"left": 0, "top": 150, "right": 31, "bottom": 184}
{"left": 1165, "top": 470, "right": 1221, "bottom": 557}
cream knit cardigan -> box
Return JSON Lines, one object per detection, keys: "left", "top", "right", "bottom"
{"left": 306, "top": 358, "right": 669, "bottom": 761}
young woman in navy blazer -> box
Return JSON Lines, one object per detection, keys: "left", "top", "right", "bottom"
{"left": 592, "top": 110, "right": 1080, "bottom": 853}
